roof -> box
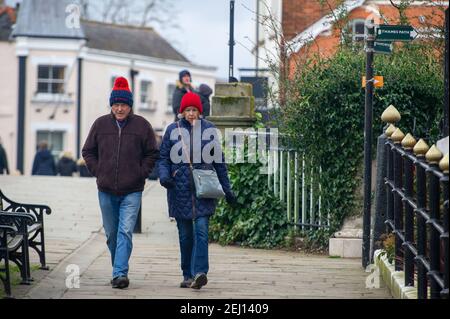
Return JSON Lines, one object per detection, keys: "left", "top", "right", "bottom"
{"left": 286, "top": 0, "right": 365, "bottom": 55}
{"left": 9, "top": 0, "right": 189, "bottom": 63}
{"left": 12, "top": 0, "right": 85, "bottom": 39}
{"left": 81, "top": 20, "right": 189, "bottom": 63}
{"left": 0, "top": 6, "right": 16, "bottom": 41}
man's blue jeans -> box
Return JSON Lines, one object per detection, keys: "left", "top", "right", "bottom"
{"left": 98, "top": 191, "right": 142, "bottom": 278}
{"left": 176, "top": 216, "right": 209, "bottom": 280}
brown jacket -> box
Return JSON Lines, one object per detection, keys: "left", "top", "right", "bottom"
{"left": 82, "top": 113, "right": 159, "bottom": 196}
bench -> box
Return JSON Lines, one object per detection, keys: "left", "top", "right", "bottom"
{"left": 0, "top": 211, "right": 35, "bottom": 298}
{"left": 0, "top": 190, "right": 52, "bottom": 285}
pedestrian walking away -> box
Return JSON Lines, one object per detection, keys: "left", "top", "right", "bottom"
{"left": 32, "top": 141, "right": 56, "bottom": 176}
{"left": 0, "top": 137, "right": 9, "bottom": 175}
{"left": 56, "top": 151, "right": 77, "bottom": 177}
{"left": 82, "top": 76, "right": 159, "bottom": 289}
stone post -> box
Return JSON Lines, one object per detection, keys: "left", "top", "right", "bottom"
{"left": 207, "top": 82, "right": 256, "bottom": 133}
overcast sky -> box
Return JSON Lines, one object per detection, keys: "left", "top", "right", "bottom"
{"left": 6, "top": 0, "right": 259, "bottom": 80}
{"left": 158, "top": 0, "right": 258, "bottom": 81}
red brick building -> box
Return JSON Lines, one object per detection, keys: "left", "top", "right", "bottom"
{"left": 281, "top": 0, "right": 448, "bottom": 75}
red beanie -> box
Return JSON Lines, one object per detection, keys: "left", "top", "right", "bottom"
{"left": 110, "top": 77, "right": 133, "bottom": 107}
{"left": 179, "top": 92, "right": 203, "bottom": 114}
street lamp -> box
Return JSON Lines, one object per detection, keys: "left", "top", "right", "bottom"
{"left": 229, "top": 0, "right": 237, "bottom": 83}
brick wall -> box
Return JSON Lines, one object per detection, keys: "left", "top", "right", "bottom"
{"left": 282, "top": 0, "right": 340, "bottom": 41}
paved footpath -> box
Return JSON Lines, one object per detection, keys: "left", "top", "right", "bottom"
{"left": 0, "top": 175, "right": 391, "bottom": 299}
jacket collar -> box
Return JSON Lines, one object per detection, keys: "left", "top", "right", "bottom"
{"left": 109, "top": 112, "right": 134, "bottom": 126}
{"left": 179, "top": 118, "right": 203, "bottom": 128}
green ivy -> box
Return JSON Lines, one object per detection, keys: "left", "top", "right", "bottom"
{"left": 209, "top": 118, "right": 289, "bottom": 249}
{"left": 280, "top": 43, "right": 444, "bottom": 247}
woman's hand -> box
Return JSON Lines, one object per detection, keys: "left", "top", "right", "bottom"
{"left": 160, "top": 177, "right": 175, "bottom": 189}
{"left": 225, "top": 192, "right": 238, "bottom": 207}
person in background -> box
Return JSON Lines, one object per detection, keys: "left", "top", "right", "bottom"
{"left": 77, "top": 158, "right": 92, "bottom": 177}
{"left": 56, "top": 151, "right": 77, "bottom": 177}
{"left": 32, "top": 141, "right": 56, "bottom": 176}
{"left": 197, "top": 84, "right": 212, "bottom": 117}
{"left": 172, "top": 69, "right": 194, "bottom": 121}
{"left": 0, "top": 137, "right": 9, "bottom": 175}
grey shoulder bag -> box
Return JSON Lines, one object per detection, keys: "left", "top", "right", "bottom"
{"left": 177, "top": 122, "right": 225, "bottom": 199}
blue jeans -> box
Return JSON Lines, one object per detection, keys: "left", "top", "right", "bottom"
{"left": 98, "top": 191, "right": 142, "bottom": 278}
{"left": 176, "top": 216, "right": 209, "bottom": 280}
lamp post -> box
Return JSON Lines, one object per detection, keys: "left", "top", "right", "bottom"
{"left": 229, "top": 0, "right": 236, "bottom": 82}
{"left": 130, "top": 64, "right": 142, "bottom": 234}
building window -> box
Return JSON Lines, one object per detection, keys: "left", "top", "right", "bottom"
{"left": 36, "top": 131, "right": 65, "bottom": 162}
{"left": 167, "top": 84, "right": 176, "bottom": 112}
{"left": 37, "top": 65, "right": 66, "bottom": 94}
{"left": 342, "top": 19, "right": 366, "bottom": 44}
{"left": 140, "top": 80, "right": 155, "bottom": 110}
{"left": 350, "top": 19, "right": 366, "bottom": 42}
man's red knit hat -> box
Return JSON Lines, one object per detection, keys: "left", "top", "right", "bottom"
{"left": 179, "top": 92, "right": 203, "bottom": 114}
{"left": 110, "top": 77, "right": 133, "bottom": 107}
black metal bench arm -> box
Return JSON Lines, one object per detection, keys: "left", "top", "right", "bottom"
{"left": 0, "top": 190, "right": 52, "bottom": 222}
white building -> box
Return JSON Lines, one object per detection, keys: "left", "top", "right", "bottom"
{"left": 0, "top": 0, "right": 216, "bottom": 175}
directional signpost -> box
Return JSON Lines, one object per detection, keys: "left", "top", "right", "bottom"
{"left": 375, "top": 24, "right": 418, "bottom": 42}
{"left": 363, "top": 23, "right": 418, "bottom": 267}
{"left": 374, "top": 41, "right": 393, "bottom": 54}
{"left": 362, "top": 76, "right": 384, "bottom": 88}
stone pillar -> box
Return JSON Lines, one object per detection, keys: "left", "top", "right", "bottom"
{"left": 207, "top": 82, "right": 256, "bottom": 133}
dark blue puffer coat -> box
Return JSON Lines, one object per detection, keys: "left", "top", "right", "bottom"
{"left": 32, "top": 150, "right": 56, "bottom": 176}
{"left": 157, "top": 118, "right": 232, "bottom": 220}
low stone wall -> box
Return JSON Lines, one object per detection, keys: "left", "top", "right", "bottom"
{"left": 374, "top": 249, "right": 418, "bottom": 299}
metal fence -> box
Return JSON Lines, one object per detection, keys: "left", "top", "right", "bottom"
{"left": 227, "top": 130, "right": 327, "bottom": 230}
{"left": 381, "top": 106, "right": 449, "bottom": 299}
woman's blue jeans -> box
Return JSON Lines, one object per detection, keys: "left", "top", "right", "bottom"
{"left": 176, "top": 216, "right": 209, "bottom": 280}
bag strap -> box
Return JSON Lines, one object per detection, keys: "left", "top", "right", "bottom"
{"left": 177, "top": 122, "right": 197, "bottom": 217}
{"left": 177, "top": 122, "right": 194, "bottom": 170}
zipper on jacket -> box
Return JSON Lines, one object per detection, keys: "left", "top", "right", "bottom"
{"left": 114, "top": 125, "right": 122, "bottom": 191}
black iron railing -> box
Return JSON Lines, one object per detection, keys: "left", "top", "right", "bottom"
{"left": 381, "top": 110, "right": 449, "bottom": 299}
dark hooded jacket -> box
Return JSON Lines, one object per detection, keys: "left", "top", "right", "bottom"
{"left": 32, "top": 149, "right": 56, "bottom": 176}
{"left": 0, "top": 144, "right": 9, "bottom": 174}
{"left": 57, "top": 156, "right": 77, "bottom": 176}
{"left": 196, "top": 84, "right": 213, "bottom": 117}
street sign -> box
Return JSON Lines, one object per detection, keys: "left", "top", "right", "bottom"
{"left": 374, "top": 41, "right": 393, "bottom": 54}
{"left": 362, "top": 76, "right": 384, "bottom": 88}
{"left": 375, "top": 25, "right": 418, "bottom": 41}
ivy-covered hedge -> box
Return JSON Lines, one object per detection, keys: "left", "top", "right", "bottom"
{"left": 280, "top": 44, "right": 444, "bottom": 245}
{"left": 209, "top": 144, "right": 288, "bottom": 249}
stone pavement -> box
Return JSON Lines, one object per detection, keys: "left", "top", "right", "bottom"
{"left": 0, "top": 175, "right": 391, "bottom": 299}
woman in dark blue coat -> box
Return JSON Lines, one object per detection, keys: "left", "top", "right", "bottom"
{"left": 158, "top": 92, "right": 236, "bottom": 289}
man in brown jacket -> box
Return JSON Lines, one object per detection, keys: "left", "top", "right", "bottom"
{"left": 82, "top": 77, "right": 159, "bottom": 289}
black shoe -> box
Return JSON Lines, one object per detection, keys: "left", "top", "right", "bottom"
{"left": 190, "top": 273, "right": 207, "bottom": 289}
{"left": 112, "top": 276, "right": 129, "bottom": 289}
{"left": 180, "top": 278, "right": 194, "bottom": 288}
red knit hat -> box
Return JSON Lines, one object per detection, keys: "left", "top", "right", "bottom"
{"left": 179, "top": 92, "right": 203, "bottom": 114}
{"left": 110, "top": 77, "right": 133, "bottom": 107}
